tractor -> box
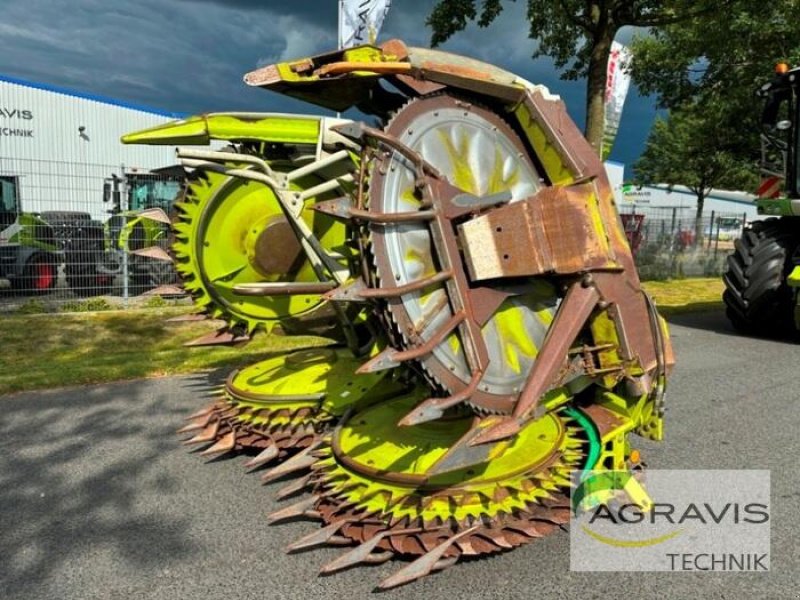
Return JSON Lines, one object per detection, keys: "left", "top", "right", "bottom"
{"left": 60, "top": 166, "right": 184, "bottom": 296}
{"left": 723, "top": 63, "right": 800, "bottom": 336}
{"left": 0, "top": 174, "right": 60, "bottom": 294}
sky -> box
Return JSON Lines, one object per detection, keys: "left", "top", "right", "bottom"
{"left": 0, "top": 0, "right": 658, "bottom": 167}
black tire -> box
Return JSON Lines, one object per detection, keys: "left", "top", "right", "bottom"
{"left": 65, "top": 262, "right": 112, "bottom": 297}
{"left": 722, "top": 217, "right": 800, "bottom": 336}
{"left": 64, "top": 222, "right": 112, "bottom": 297}
{"left": 129, "top": 257, "right": 179, "bottom": 295}
{"left": 15, "top": 254, "right": 57, "bottom": 295}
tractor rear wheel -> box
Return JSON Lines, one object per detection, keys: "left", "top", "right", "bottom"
{"left": 16, "top": 254, "right": 57, "bottom": 294}
{"left": 723, "top": 217, "right": 800, "bottom": 336}
{"left": 64, "top": 223, "right": 111, "bottom": 297}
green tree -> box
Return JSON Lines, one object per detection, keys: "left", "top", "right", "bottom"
{"left": 629, "top": 0, "right": 800, "bottom": 237}
{"left": 631, "top": 0, "right": 800, "bottom": 112}
{"left": 634, "top": 104, "right": 757, "bottom": 246}
{"left": 427, "top": 0, "right": 716, "bottom": 155}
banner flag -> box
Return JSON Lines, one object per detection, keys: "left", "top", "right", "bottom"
{"left": 602, "top": 41, "right": 633, "bottom": 160}
{"left": 339, "top": 0, "right": 392, "bottom": 49}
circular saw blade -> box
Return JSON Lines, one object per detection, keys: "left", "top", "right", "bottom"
{"left": 301, "top": 395, "right": 583, "bottom": 569}
{"left": 367, "top": 94, "right": 560, "bottom": 413}
{"left": 173, "top": 159, "right": 348, "bottom": 333}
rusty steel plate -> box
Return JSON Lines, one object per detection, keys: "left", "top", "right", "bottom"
{"left": 368, "top": 94, "right": 560, "bottom": 413}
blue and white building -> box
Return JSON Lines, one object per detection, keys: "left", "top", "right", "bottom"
{"left": 0, "top": 74, "right": 185, "bottom": 219}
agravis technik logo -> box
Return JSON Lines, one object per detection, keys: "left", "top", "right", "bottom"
{"left": 570, "top": 470, "right": 770, "bottom": 571}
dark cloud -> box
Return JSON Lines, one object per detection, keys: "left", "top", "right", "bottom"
{"left": 174, "top": 0, "right": 339, "bottom": 28}
{"left": 0, "top": 0, "right": 654, "bottom": 167}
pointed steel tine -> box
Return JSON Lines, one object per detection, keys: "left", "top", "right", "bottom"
{"left": 232, "top": 282, "right": 336, "bottom": 296}
{"left": 425, "top": 416, "right": 515, "bottom": 476}
{"left": 243, "top": 445, "right": 279, "bottom": 471}
{"left": 377, "top": 526, "right": 478, "bottom": 590}
{"left": 266, "top": 496, "right": 320, "bottom": 525}
{"left": 182, "top": 420, "right": 220, "bottom": 445}
{"left": 322, "top": 278, "right": 368, "bottom": 303}
{"left": 137, "top": 207, "right": 172, "bottom": 224}
{"left": 311, "top": 197, "right": 354, "bottom": 220}
{"left": 200, "top": 429, "right": 236, "bottom": 458}
{"left": 399, "top": 370, "right": 482, "bottom": 426}
{"left": 287, "top": 520, "right": 350, "bottom": 553}
{"left": 185, "top": 404, "right": 216, "bottom": 420}
{"left": 355, "top": 347, "right": 401, "bottom": 374}
{"left": 363, "top": 551, "right": 394, "bottom": 565}
{"left": 130, "top": 245, "right": 173, "bottom": 262}
{"left": 319, "top": 532, "right": 390, "bottom": 574}
{"left": 468, "top": 416, "right": 522, "bottom": 446}
{"left": 398, "top": 401, "right": 446, "bottom": 427}
{"left": 261, "top": 452, "right": 318, "bottom": 484}
{"left": 260, "top": 441, "right": 323, "bottom": 484}
{"left": 176, "top": 413, "right": 214, "bottom": 433}
{"left": 432, "top": 556, "right": 458, "bottom": 571}
{"left": 359, "top": 269, "right": 453, "bottom": 299}
{"left": 276, "top": 473, "right": 313, "bottom": 500}
{"left": 357, "top": 311, "right": 466, "bottom": 375}
{"left": 176, "top": 420, "right": 209, "bottom": 435}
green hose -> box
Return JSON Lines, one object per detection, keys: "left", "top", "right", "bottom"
{"left": 563, "top": 406, "right": 601, "bottom": 481}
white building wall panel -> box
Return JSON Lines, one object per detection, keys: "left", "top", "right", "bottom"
{"left": 0, "top": 76, "right": 182, "bottom": 219}
{"left": 621, "top": 184, "right": 759, "bottom": 220}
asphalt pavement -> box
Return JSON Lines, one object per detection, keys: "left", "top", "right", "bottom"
{"left": 1, "top": 310, "right": 798, "bottom": 600}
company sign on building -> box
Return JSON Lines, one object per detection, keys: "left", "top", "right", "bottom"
{"left": 0, "top": 74, "right": 186, "bottom": 219}
{"left": 0, "top": 106, "right": 34, "bottom": 138}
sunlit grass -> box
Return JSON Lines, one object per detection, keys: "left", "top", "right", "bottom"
{"left": 0, "top": 278, "right": 726, "bottom": 394}
{"left": 642, "top": 277, "right": 725, "bottom": 315}
{"left": 0, "top": 307, "right": 330, "bottom": 395}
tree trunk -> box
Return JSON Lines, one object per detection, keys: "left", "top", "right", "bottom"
{"left": 584, "top": 30, "right": 614, "bottom": 156}
{"left": 694, "top": 191, "right": 705, "bottom": 248}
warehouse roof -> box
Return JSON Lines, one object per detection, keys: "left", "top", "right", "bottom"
{"left": 0, "top": 73, "right": 187, "bottom": 119}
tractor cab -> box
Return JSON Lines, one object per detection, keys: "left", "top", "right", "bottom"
{"left": 128, "top": 177, "right": 183, "bottom": 212}
{"left": 725, "top": 63, "right": 800, "bottom": 336}
{"left": 758, "top": 63, "right": 800, "bottom": 204}
{"left": 101, "top": 166, "right": 184, "bottom": 251}
{"left": 103, "top": 165, "right": 184, "bottom": 216}
{"left": 0, "top": 175, "right": 20, "bottom": 229}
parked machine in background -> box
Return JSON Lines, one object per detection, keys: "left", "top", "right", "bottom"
{"left": 0, "top": 175, "right": 60, "bottom": 293}
{"left": 59, "top": 166, "right": 184, "bottom": 296}
{"left": 723, "top": 64, "right": 800, "bottom": 336}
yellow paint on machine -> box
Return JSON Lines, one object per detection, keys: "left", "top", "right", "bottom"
{"left": 487, "top": 146, "right": 520, "bottom": 194}
{"left": 400, "top": 187, "right": 422, "bottom": 207}
{"left": 512, "top": 104, "right": 574, "bottom": 186}
{"left": 584, "top": 191, "right": 613, "bottom": 259}
{"left": 401, "top": 242, "right": 439, "bottom": 307}
{"left": 448, "top": 332, "right": 461, "bottom": 355}
{"left": 437, "top": 128, "right": 478, "bottom": 194}
{"left": 589, "top": 312, "right": 623, "bottom": 388}
{"left": 533, "top": 302, "right": 555, "bottom": 327}
{"left": 491, "top": 303, "right": 539, "bottom": 374}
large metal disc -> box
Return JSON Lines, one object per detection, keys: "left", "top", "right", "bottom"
{"left": 368, "top": 94, "right": 560, "bottom": 413}
{"left": 173, "top": 164, "right": 347, "bottom": 332}
{"left": 303, "top": 394, "right": 582, "bottom": 563}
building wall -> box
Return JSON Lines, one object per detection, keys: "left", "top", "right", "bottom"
{"left": 620, "top": 183, "right": 760, "bottom": 220}
{"left": 0, "top": 75, "right": 185, "bottom": 220}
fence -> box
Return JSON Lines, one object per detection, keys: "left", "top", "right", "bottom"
{"left": 620, "top": 205, "right": 749, "bottom": 280}
{"left": 1, "top": 155, "right": 751, "bottom": 312}
{"left": 1, "top": 156, "right": 184, "bottom": 313}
